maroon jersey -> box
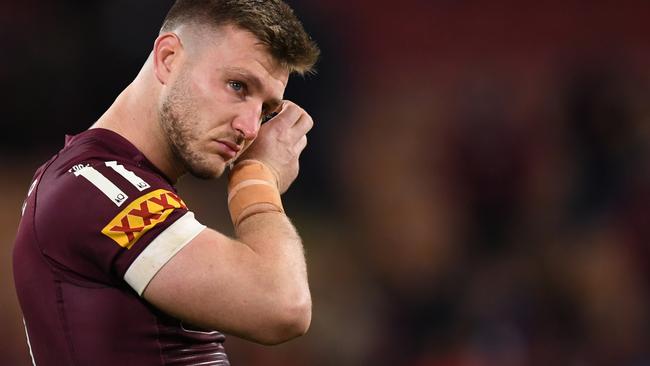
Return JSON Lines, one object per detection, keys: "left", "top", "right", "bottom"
{"left": 13, "top": 129, "right": 230, "bottom": 366}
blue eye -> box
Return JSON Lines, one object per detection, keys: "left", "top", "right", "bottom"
{"left": 229, "top": 81, "right": 244, "bottom": 92}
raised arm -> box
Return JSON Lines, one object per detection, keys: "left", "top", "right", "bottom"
{"left": 142, "top": 101, "right": 313, "bottom": 345}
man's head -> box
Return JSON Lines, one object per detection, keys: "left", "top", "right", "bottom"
{"left": 152, "top": 0, "right": 319, "bottom": 179}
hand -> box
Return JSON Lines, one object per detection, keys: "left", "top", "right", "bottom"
{"left": 236, "top": 101, "right": 313, "bottom": 194}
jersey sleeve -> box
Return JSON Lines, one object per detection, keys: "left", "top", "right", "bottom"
{"left": 35, "top": 158, "right": 206, "bottom": 295}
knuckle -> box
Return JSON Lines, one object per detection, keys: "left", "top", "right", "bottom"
{"left": 284, "top": 101, "right": 306, "bottom": 115}
{"left": 283, "top": 101, "right": 298, "bottom": 111}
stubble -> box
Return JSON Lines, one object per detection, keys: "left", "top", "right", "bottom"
{"left": 158, "top": 70, "right": 224, "bottom": 179}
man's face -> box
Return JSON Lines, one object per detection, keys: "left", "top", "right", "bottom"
{"left": 159, "top": 25, "right": 289, "bottom": 179}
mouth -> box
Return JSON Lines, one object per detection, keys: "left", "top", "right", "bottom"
{"left": 213, "top": 139, "right": 241, "bottom": 160}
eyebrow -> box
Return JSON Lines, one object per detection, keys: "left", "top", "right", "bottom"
{"left": 224, "top": 67, "right": 283, "bottom": 112}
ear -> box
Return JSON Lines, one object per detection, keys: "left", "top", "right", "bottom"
{"left": 153, "top": 32, "right": 183, "bottom": 85}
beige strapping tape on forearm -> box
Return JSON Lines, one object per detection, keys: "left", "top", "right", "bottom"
{"left": 228, "top": 160, "right": 284, "bottom": 226}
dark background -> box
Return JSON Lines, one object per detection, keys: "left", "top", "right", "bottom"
{"left": 2, "top": 1, "right": 650, "bottom": 365}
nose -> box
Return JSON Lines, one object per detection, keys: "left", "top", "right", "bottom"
{"left": 231, "top": 104, "right": 261, "bottom": 141}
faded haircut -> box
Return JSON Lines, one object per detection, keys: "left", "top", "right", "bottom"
{"left": 160, "top": 0, "right": 320, "bottom": 75}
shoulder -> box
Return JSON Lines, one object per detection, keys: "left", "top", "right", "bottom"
{"left": 42, "top": 129, "right": 177, "bottom": 212}
{"left": 31, "top": 131, "right": 197, "bottom": 282}
{"left": 39, "top": 142, "right": 184, "bottom": 244}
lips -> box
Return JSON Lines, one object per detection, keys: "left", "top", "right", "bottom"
{"left": 214, "top": 139, "right": 241, "bottom": 160}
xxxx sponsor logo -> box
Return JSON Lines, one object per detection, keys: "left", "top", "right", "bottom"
{"left": 102, "top": 189, "right": 187, "bottom": 249}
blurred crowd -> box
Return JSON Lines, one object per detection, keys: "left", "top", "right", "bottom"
{"left": 2, "top": 1, "right": 650, "bottom": 365}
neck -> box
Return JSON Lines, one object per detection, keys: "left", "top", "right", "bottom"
{"left": 91, "top": 57, "right": 185, "bottom": 182}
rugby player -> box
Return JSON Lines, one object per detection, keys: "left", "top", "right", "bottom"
{"left": 13, "top": 0, "right": 319, "bottom": 364}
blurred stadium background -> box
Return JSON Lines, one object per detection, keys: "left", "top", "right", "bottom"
{"left": 2, "top": 0, "right": 650, "bottom": 365}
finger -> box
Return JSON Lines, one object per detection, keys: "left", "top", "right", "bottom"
{"left": 270, "top": 101, "right": 303, "bottom": 129}
{"left": 287, "top": 112, "right": 313, "bottom": 143}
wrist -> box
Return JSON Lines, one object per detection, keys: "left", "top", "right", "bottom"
{"left": 228, "top": 160, "right": 284, "bottom": 226}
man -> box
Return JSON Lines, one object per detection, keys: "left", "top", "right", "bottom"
{"left": 13, "top": 1, "right": 320, "bottom": 364}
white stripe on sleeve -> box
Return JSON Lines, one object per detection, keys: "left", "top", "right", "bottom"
{"left": 124, "top": 211, "right": 206, "bottom": 295}
{"left": 74, "top": 166, "right": 128, "bottom": 206}
{"left": 105, "top": 161, "right": 151, "bottom": 191}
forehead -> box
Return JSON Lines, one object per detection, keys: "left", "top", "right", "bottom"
{"left": 185, "top": 24, "right": 289, "bottom": 88}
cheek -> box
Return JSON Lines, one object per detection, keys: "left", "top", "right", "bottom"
{"left": 183, "top": 70, "right": 237, "bottom": 134}
{"left": 191, "top": 82, "right": 231, "bottom": 123}
{"left": 192, "top": 68, "right": 228, "bottom": 103}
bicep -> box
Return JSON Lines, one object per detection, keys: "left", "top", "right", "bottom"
{"left": 140, "top": 226, "right": 275, "bottom": 339}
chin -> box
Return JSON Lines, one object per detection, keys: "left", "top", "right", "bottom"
{"left": 183, "top": 158, "right": 225, "bottom": 179}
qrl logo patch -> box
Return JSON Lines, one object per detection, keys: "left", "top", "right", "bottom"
{"left": 102, "top": 189, "right": 187, "bottom": 249}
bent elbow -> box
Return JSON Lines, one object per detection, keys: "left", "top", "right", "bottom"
{"left": 281, "top": 297, "right": 312, "bottom": 340}
{"left": 256, "top": 295, "right": 312, "bottom": 345}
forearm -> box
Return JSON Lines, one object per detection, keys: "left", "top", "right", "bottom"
{"left": 227, "top": 160, "right": 309, "bottom": 298}
{"left": 219, "top": 102, "right": 314, "bottom": 341}
{"left": 233, "top": 210, "right": 311, "bottom": 343}
{"left": 235, "top": 210, "right": 309, "bottom": 297}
